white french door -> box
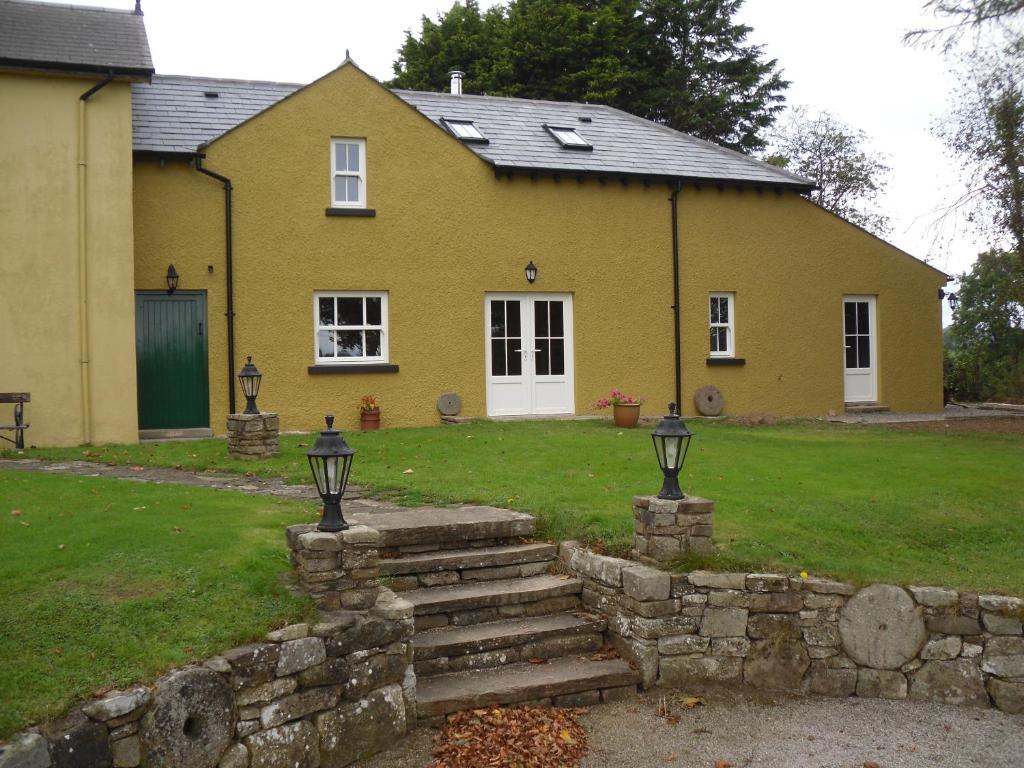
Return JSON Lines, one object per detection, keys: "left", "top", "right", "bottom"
{"left": 843, "top": 296, "right": 877, "bottom": 403}
{"left": 485, "top": 293, "right": 575, "bottom": 417}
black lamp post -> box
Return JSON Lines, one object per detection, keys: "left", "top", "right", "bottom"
{"left": 525, "top": 261, "right": 538, "bottom": 284}
{"left": 652, "top": 402, "right": 693, "bottom": 500}
{"left": 307, "top": 415, "right": 355, "bottom": 532}
{"left": 165, "top": 264, "right": 179, "bottom": 294}
{"left": 238, "top": 356, "right": 262, "bottom": 415}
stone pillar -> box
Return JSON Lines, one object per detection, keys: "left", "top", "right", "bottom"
{"left": 226, "top": 412, "right": 279, "bottom": 458}
{"left": 286, "top": 524, "right": 380, "bottom": 610}
{"left": 632, "top": 495, "right": 714, "bottom": 564}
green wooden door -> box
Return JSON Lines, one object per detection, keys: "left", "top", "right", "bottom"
{"left": 135, "top": 292, "right": 210, "bottom": 430}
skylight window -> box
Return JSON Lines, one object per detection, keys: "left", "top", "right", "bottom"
{"left": 545, "top": 125, "right": 592, "bottom": 150}
{"left": 443, "top": 118, "right": 488, "bottom": 143}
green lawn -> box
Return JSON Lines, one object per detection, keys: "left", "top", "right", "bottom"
{"left": 8, "top": 418, "right": 1024, "bottom": 595}
{"left": 0, "top": 472, "right": 316, "bottom": 738}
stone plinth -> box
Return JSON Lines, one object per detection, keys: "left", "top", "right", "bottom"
{"left": 226, "top": 412, "right": 279, "bottom": 458}
{"left": 632, "top": 495, "right": 714, "bottom": 564}
{"left": 286, "top": 524, "right": 381, "bottom": 611}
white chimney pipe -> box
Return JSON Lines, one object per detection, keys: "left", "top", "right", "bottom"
{"left": 449, "top": 70, "right": 465, "bottom": 96}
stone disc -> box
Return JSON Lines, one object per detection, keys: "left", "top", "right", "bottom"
{"left": 694, "top": 385, "right": 724, "bottom": 417}
{"left": 839, "top": 584, "right": 926, "bottom": 670}
{"left": 437, "top": 392, "right": 462, "bottom": 417}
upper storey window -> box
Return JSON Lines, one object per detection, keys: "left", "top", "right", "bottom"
{"left": 545, "top": 125, "right": 592, "bottom": 150}
{"left": 331, "top": 138, "right": 366, "bottom": 208}
{"left": 443, "top": 119, "right": 488, "bottom": 143}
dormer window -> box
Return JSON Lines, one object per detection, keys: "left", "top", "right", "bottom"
{"left": 545, "top": 125, "right": 592, "bottom": 150}
{"left": 443, "top": 118, "right": 488, "bottom": 143}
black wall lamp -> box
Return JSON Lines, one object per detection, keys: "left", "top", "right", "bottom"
{"left": 938, "top": 288, "right": 959, "bottom": 311}
{"left": 165, "top": 264, "right": 179, "bottom": 294}
{"left": 525, "top": 261, "right": 538, "bottom": 284}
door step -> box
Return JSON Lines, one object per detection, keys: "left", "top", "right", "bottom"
{"left": 139, "top": 427, "right": 214, "bottom": 442}
{"left": 347, "top": 506, "right": 535, "bottom": 553}
{"left": 381, "top": 542, "right": 557, "bottom": 590}
{"left": 843, "top": 403, "right": 890, "bottom": 414}
{"left": 416, "top": 656, "right": 640, "bottom": 718}
{"left": 413, "top": 612, "right": 607, "bottom": 676}
{"left": 404, "top": 574, "right": 582, "bottom": 631}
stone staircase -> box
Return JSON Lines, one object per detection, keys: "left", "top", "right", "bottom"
{"left": 348, "top": 503, "right": 640, "bottom": 722}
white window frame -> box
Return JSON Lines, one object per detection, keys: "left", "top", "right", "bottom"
{"left": 442, "top": 118, "right": 488, "bottom": 143}
{"left": 313, "top": 291, "right": 388, "bottom": 365}
{"left": 543, "top": 124, "right": 593, "bottom": 150}
{"left": 330, "top": 138, "right": 367, "bottom": 208}
{"left": 709, "top": 292, "right": 735, "bottom": 358}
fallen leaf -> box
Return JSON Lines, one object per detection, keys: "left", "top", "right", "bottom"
{"left": 714, "top": 761, "right": 732, "bottom": 768}
{"left": 864, "top": 762, "right": 881, "bottom": 768}
{"left": 130, "top": 465, "right": 144, "bottom": 471}
{"left": 10, "top": 509, "right": 22, "bottom": 517}
{"left": 402, "top": 468, "right": 414, "bottom": 474}
{"left": 527, "top": 657, "right": 548, "bottom": 665}
{"left": 675, "top": 695, "right": 704, "bottom": 709}
{"left": 58, "top": 544, "right": 65, "bottom": 550}
{"left": 19, "top": 521, "right": 29, "bottom": 527}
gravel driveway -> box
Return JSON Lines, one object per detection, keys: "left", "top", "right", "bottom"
{"left": 362, "top": 687, "right": 1024, "bottom": 768}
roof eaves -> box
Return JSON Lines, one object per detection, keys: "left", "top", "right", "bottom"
{"left": 0, "top": 57, "right": 154, "bottom": 78}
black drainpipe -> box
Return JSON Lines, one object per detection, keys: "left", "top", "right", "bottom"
{"left": 669, "top": 181, "right": 683, "bottom": 409}
{"left": 194, "top": 155, "right": 237, "bottom": 415}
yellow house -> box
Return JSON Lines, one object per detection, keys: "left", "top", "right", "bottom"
{"left": 2, "top": 0, "right": 947, "bottom": 446}
{"left": 0, "top": 0, "right": 152, "bottom": 447}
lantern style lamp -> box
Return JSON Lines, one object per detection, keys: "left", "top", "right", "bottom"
{"left": 165, "top": 264, "right": 179, "bottom": 294}
{"left": 947, "top": 292, "right": 959, "bottom": 311}
{"left": 307, "top": 415, "right": 355, "bottom": 532}
{"left": 651, "top": 402, "right": 693, "bottom": 500}
{"left": 238, "top": 356, "right": 262, "bottom": 415}
{"left": 524, "top": 260, "right": 538, "bottom": 284}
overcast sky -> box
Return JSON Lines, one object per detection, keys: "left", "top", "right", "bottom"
{"left": 66, "top": 0, "right": 990, "bottom": 308}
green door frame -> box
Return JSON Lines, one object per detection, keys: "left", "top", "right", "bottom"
{"left": 135, "top": 290, "right": 211, "bottom": 430}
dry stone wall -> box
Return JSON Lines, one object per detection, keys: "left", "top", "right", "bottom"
{"left": 0, "top": 524, "right": 414, "bottom": 768}
{"left": 226, "top": 413, "right": 280, "bottom": 459}
{"left": 560, "top": 541, "right": 1024, "bottom": 714}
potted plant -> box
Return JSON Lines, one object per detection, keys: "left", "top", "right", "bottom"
{"left": 595, "top": 389, "right": 644, "bottom": 428}
{"left": 359, "top": 395, "right": 381, "bottom": 431}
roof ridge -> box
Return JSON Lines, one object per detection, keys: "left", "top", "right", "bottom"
{"left": 390, "top": 88, "right": 606, "bottom": 111}
{"left": 152, "top": 73, "right": 304, "bottom": 88}
{"left": 600, "top": 103, "right": 815, "bottom": 188}
{"left": 0, "top": 0, "right": 140, "bottom": 15}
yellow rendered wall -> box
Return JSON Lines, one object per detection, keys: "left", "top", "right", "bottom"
{"left": 132, "top": 63, "right": 944, "bottom": 434}
{"left": 0, "top": 72, "right": 138, "bottom": 446}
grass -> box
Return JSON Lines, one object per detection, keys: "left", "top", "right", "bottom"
{"left": 8, "top": 418, "right": 1024, "bottom": 595}
{"left": 0, "top": 472, "right": 317, "bottom": 738}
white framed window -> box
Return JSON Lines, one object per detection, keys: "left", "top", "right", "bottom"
{"left": 314, "top": 292, "right": 388, "bottom": 364}
{"left": 544, "top": 124, "right": 592, "bottom": 150}
{"left": 330, "top": 138, "right": 366, "bottom": 208}
{"left": 442, "top": 118, "right": 488, "bottom": 143}
{"left": 709, "top": 292, "right": 735, "bottom": 357}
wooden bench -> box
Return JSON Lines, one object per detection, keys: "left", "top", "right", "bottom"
{"left": 0, "top": 393, "right": 30, "bottom": 449}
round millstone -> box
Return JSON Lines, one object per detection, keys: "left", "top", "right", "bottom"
{"left": 694, "top": 385, "right": 724, "bottom": 417}
{"left": 437, "top": 392, "right": 462, "bottom": 417}
{"left": 140, "top": 666, "right": 235, "bottom": 768}
{"left": 839, "top": 584, "right": 926, "bottom": 670}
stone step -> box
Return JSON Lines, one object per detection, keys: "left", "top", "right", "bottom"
{"left": 416, "top": 656, "right": 640, "bottom": 717}
{"left": 404, "top": 575, "right": 583, "bottom": 631}
{"left": 347, "top": 505, "right": 535, "bottom": 551}
{"left": 413, "top": 613, "right": 607, "bottom": 676}
{"left": 381, "top": 543, "right": 557, "bottom": 589}
{"left": 843, "top": 403, "right": 890, "bottom": 414}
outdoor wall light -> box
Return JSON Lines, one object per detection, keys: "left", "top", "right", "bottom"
{"left": 165, "top": 264, "right": 179, "bottom": 294}
{"left": 939, "top": 287, "right": 959, "bottom": 311}
{"left": 652, "top": 402, "right": 693, "bottom": 500}
{"left": 307, "top": 415, "right": 355, "bottom": 532}
{"left": 238, "top": 356, "right": 262, "bottom": 415}
{"left": 525, "top": 260, "right": 538, "bottom": 284}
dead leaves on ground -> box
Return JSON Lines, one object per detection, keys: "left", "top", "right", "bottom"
{"left": 431, "top": 706, "right": 588, "bottom": 768}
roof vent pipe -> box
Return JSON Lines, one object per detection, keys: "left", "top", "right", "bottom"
{"left": 449, "top": 70, "right": 465, "bottom": 96}
{"left": 134, "top": 0, "right": 143, "bottom": 15}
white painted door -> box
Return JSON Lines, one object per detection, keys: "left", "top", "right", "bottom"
{"left": 485, "top": 294, "right": 574, "bottom": 417}
{"left": 843, "top": 296, "right": 877, "bottom": 403}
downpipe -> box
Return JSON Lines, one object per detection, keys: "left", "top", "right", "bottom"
{"left": 670, "top": 181, "right": 683, "bottom": 409}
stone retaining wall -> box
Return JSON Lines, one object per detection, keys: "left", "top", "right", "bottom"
{"left": 560, "top": 541, "right": 1024, "bottom": 714}
{"left": 226, "top": 413, "right": 280, "bottom": 459}
{"left": 0, "top": 525, "right": 414, "bottom": 768}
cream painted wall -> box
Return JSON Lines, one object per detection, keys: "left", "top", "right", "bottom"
{"left": 0, "top": 71, "right": 139, "bottom": 447}
{"left": 132, "top": 63, "right": 945, "bottom": 435}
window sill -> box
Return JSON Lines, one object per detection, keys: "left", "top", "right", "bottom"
{"left": 706, "top": 357, "right": 746, "bottom": 366}
{"left": 325, "top": 207, "right": 376, "bottom": 217}
{"left": 308, "top": 364, "right": 399, "bottom": 374}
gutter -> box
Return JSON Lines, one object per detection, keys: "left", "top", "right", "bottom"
{"left": 670, "top": 181, "right": 683, "bottom": 410}
{"left": 193, "top": 155, "right": 237, "bottom": 415}
{"left": 76, "top": 71, "right": 115, "bottom": 444}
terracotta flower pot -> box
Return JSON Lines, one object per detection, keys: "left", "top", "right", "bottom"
{"left": 360, "top": 409, "right": 381, "bottom": 431}
{"left": 612, "top": 403, "right": 640, "bottom": 428}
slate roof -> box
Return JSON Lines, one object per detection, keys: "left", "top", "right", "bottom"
{"left": 394, "top": 90, "right": 813, "bottom": 189}
{"left": 132, "top": 75, "right": 301, "bottom": 154}
{"left": 130, "top": 70, "right": 812, "bottom": 189}
{"left": 0, "top": 0, "right": 153, "bottom": 76}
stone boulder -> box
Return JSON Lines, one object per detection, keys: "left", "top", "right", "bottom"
{"left": 838, "top": 585, "right": 926, "bottom": 670}
{"left": 140, "top": 667, "right": 234, "bottom": 768}
{"left": 246, "top": 721, "right": 319, "bottom": 768}
{"left": 743, "top": 639, "right": 809, "bottom": 691}
{"left": 987, "top": 678, "right": 1024, "bottom": 714}
{"left": 315, "top": 684, "right": 406, "bottom": 768}
{"left": 909, "top": 660, "right": 990, "bottom": 707}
